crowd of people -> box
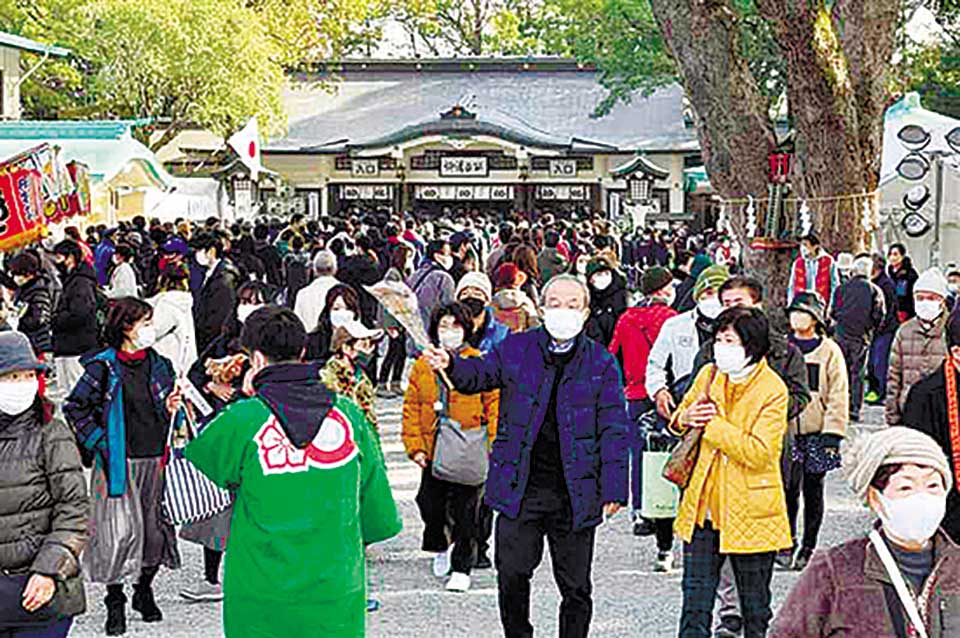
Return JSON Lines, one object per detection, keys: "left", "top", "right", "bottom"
{"left": 0, "top": 208, "right": 958, "bottom": 638}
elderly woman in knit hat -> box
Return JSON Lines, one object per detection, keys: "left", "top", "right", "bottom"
{"left": 771, "top": 427, "right": 960, "bottom": 638}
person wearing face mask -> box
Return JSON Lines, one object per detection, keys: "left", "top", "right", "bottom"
{"left": 8, "top": 252, "right": 53, "bottom": 358}
{"left": 51, "top": 239, "right": 100, "bottom": 404}
{"left": 375, "top": 245, "right": 414, "bottom": 398}
{"left": 669, "top": 307, "right": 792, "bottom": 638}
{"left": 456, "top": 272, "right": 510, "bottom": 356}
{"left": 829, "top": 256, "right": 885, "bottom": 422}
{"left": 0, "top": 332, "right": 88, "bottom": 638}
{"left": 407, "top": 240, "right": 456, "bottom": 330}
{"left": 305, "top": 284, "right": 363, "bottom": 365}
{"left": 190, "top": 232, "right": 239, "bottom": 354}
{"left": 538, "top": 229, "right": 569, "bottom": 286}
{"left": 584, "top": 255, "right": 627, "bottom": 347}
{"left": 608, "top": 266, "right": 679, "bottom": 568}
{"left": 184, "top": 306, "right": 401, "bottom": 638}
{"left": 787, "top": 234, "right": 840, "bottom": 310}
{"left": 402, "top": 303, "right": 498, "bottom": 593}
{"left": 887, "top": 243, "right": 919, "bottom": 322}
{"left": 687, "top": 275, "right": 810, "bottom": 635}
{"left": 771, "top": 427, "right": 959, "bottom": 638}
{"left": 490, "top": 262, "right": 540, "bottom": 334}
{"left": 422, "top": 274, "right": 629, "bottom": 638}
{"left": 886, "top": 268, "right": 950, "bottom": 427}
{"left": 785, "top": 293, "right": 849, "bottom": 572}
{"left": 320, "top": 320, "right": 383, "bottom": 433}
{"left": 147, "top": 262, "right": 197, "bottom": 377}
{"left": 107, "top": 244, "right": 140, "bottom": 299}
{"left": 903, "top": 311, "right": 960, "bottom": 545}
{"left": 64, "top": 297, "right": 183, "bottom": 636}
{"left": 647, "top": 265, "right": 731, "bottom": 424}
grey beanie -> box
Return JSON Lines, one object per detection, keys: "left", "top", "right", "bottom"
{"left": 843, "top": 427, "right": 952, "bottom": 502}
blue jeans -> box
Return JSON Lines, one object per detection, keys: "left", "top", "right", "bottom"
{"left": 0, "top": 618, "right": 73, "bottom": 638}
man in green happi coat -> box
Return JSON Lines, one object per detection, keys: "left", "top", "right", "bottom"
{"left": 186, "top": 306, "right": 401, "bottom": 638}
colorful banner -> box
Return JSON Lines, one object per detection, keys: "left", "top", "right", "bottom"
{"left": 0, "top": 167, "right": 47, "bottom": 252}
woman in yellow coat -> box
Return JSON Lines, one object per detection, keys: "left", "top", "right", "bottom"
{"left": 669, "top": 307, "right": 792, "bottom": 638}
{"left": 402, "top": 302, "right": 498, "bottom": 593}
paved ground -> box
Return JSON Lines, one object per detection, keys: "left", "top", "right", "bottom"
{"left": 69, "top": 398, "right": 885, "bottom": 637}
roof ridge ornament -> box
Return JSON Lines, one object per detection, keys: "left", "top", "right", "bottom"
{"left": 440, "top": 105, "right": 477, "bottom": 121}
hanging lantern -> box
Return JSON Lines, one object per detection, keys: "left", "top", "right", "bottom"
{"left": 768, "top": 152, "right": 791, "bottom": 184}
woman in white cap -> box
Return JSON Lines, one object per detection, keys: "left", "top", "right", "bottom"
{"left": 886, "top": 267, "right": 950, "bottom": 426}
{"left": 320, "top": 319, "right": 383, "bottom": 432}
{"left": 771, "top": 427, "right": 960, "bottom": 637}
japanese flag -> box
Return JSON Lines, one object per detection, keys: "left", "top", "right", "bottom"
{"left": 227, "top": 117, "right": 262, "bottom": 180}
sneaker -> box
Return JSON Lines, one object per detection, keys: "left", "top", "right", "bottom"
{"left": 774, "top": 549, "right": 794, "bottom": 570}
{"left": 654, "top": 551, "right": 674, "bottom": 572}
{"left": 375, "top": 384, "right": 395, "bottom": 399}
{"left": 474, "top": 551, "right": 492, "bottom": 570}
{"left": 716, "top": 614, "right": 744, "bottom": 638}
{"left": 793, "top": 547, "right": 814, "bottom": 571}
{"left": 179, "top": 580, "right": 224, "bottom": 602}
{"left": 366, "top": 599, "right": 380, "bottom": 613}
{"left": 446, "top": 572, "right": 471, "bottom": 592}
{"left": 864, "top": 390, "right": 882, "bottom": 405}
{"left": 432, "top": 546, "right": 453, "bottom": 578}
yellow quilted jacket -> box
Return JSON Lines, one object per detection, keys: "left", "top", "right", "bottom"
{"left": 669, "top": 359, "right": 793, "bottom": 554}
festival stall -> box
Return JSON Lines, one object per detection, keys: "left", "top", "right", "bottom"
{"left": 0, "top": 143, "right": 91, "bottom": 252}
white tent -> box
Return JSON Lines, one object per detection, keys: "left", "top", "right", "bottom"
{"left": 879, "top": 92, "right": 960, "bottom": 270}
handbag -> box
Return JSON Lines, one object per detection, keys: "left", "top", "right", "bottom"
{"left": 162, "top": 407, "right": 232, "bottom": 526}
{"left": 0, "top": 572, "right": 58, "bottom": 629}
{"left": 662, "top": 365, "right": 719, "bottom": 489}
{"left": 641, "top": 430, "right": 681, "bottom": 519}
{"left": 869, "top": 529, "right": 931, "bottom": 638}
{"left": 431, "top": 377, "right": 489, "bottom": 486}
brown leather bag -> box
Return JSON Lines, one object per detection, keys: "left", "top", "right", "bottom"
{"left": 662, "top": 365, "right": 719, "bottom": 489}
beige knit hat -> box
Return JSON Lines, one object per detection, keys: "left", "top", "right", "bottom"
{"left": 843, "top": 427, "right": 952, "bottom": 502}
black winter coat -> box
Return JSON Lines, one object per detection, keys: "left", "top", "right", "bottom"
{"left": 830, "top": 275, "right": 885, "bottom": 342}
{"left": 873, "top": 272, "right": 900, "bottom": 336}
{"left": 903, "top": 363, "right": 960, "bottom": 544}
{"left": 15, "top": 274, "right": 53, "bottom": 353}
{"left": 889, "top": 258, "right": 919, "bottom": 320}
{"left": 52, "top": 263, "right": 99, "bottom": 357}
{"left": 585, "top": 272, "right": 628, "bottom": 347}
{"left": 0, "top": 406, "right": 87, "bottom": 617}
{"left": 193, "top": 259, "right": 239, "bottom": 354}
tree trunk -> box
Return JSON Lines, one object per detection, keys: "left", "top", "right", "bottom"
{"left": 650, "top": 0, "right": 900, "bottom": 308}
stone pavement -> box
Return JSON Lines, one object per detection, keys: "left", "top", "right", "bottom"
{"left": 69, "top": 399, "right": 886, "bottom": 638}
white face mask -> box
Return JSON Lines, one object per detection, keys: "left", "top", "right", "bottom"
{"left": 436, "top": 254, "right": 453, "bottom": 270}
{"left": 0, "top": 377, "right": 38, "bottom": 415}
{"left": 915, "top": 299, "right": 943, "bottom": 322}
{"left": 133, "top": 325, "right": 157, "bottom": 350}
{"left": 195, "top": 252, "right": 211, "bottom": 268}
{"left": 591, "top": 271, "right": 613, "bottom": 291}
{"left": 697, "top": 296, "right": 723, "bottom": 319}
{"left": 237, "top": 303, "right": 263, "bottom": 324}
{"left": 542, "top": 308, "right": 586, "bottom": 341}
{"left": 714, "top": 342, "right": 749, "bottom": 376}
{"left": 877, "top": 491, "right": 946, "bottom": 544}
{"left": 438, "top": 328, "right": 465, "bottom": 350}
{"left": 789, "top": 312, "right": 816, "bottom": 333}
{"left": 330, "top": 309, "right": 355, "bottom": 328}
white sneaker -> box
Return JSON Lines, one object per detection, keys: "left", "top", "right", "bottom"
{"left": 432, "top": 547, "right": 453, "bottom": 578}
{"left": 654, "top": 551, "right": 674, "bottom": 573}
{"left": 445, "top": 572, "right": 471, "bottom": 592}
{"left": 179, "top": 580, "right": 223, "bottom": 602}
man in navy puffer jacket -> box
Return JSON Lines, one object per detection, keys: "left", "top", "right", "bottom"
{"left": 425, "top": 275, "right": 629, "bottom": 638}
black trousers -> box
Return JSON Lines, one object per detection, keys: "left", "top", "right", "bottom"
{"left": 379, "top": 334, "right": 406, "bottom": 385}
{"left": 785, "top": 470, "right": 827, "bottom": 551}
{"left": 837, "top": 334, "right": 868, "bottom": 419}
{"left": 495, "top": 484, "right": 596, "bottom": 638}
{"left": 415, "top": 465, "right": 481, "bottom": 574}
{"left": 478, "top": 502, "right": 494, "bottom": 556}
{"left": 679, "top": 523, "right": 775, "bottom": 638}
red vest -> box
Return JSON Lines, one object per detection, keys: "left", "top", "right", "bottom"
{"left": 793, "top": 253, "right": 833, "bottom": 303}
